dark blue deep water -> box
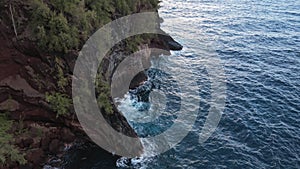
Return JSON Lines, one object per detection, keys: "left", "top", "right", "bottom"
{"left": 118, "top": 0, "right": 300, "bottom": 168}
{"left": 78, "top": 0, "right": 300, "bottom": 168}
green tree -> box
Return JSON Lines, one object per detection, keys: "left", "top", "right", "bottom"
{"left": 45, "top": 93, "right": 72, "bottom": 117}
{"left": 0, "top": 114, "right": 26, "bottom": 166}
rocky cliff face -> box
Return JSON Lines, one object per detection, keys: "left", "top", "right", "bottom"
{"left": 0, "top": 0, "right": 182, "bottom": 168}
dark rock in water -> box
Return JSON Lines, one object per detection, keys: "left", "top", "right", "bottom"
{"left": 124, "top": 37, "right": 183, "bottom": 93}
{"left": 150, "top": 33, "right": 183, "bottom": 52}
{"left": 167, "top": 40, "right": 183, "bottom": 51}
{"left": 158, "top": 32, "right": 183, "bottom": 51}
{"left": 62, "top": 142, "right": 119, "bottom": 169}
{"left": 162, "top": 34, "right": 183, "bottom": 51}
{"left": 129, "top": 71, "right": 148, "bottom": 89}
{"left": 130, "top": 80, "right": 153, "bottom": 103}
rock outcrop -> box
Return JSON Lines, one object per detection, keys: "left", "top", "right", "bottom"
{"left": 0, "top": 0, "right": 182, "bottom": 168}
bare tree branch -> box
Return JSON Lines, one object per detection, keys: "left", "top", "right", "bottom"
{"left": 9, "top": 1, "right": 18, "bottom": 39}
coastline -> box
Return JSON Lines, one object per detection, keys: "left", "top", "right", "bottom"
{"left": 0, "top": 0, "right": 181, "bottom": 168}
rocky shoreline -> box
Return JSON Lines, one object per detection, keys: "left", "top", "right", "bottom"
{"left": 0, "top": 1, "right": 182, "bottom": 168}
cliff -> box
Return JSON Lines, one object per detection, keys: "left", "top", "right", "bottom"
{"left": 0, "top": 0, "right": 182, "bottom": 168}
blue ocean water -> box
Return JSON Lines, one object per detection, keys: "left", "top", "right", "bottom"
{"left": 81, "top": 0, "right": 300, "bottom": 168}
{"left": 116, "top": 0, "right": 300, "bottom": 168}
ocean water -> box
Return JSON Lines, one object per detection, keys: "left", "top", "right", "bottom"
{"left": 116, "top": 0, "right": 300, "bottom": 168}
{"left": 82, "top": 0, "right": 300, "bottom": 168}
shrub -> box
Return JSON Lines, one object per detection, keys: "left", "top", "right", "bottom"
{"left": 85, "top": 0, "right": 114, "bottom": 25}
{"left": 97, "top": 93, "right": 113, "bottom": 114}
{"left": 29, "top": 0, "right": 160, "bottom": 53}
{"left": 45, "top": 92, "right": 71, "bottom": 117}
{"left": 95, "top": 75, "right": 114, "bottom": 115}
{"left": 54, "top": 57, "right": 68, "bottom": 90}
{"left": 30, "top": 0, "right": 79, "bottom": 53}
{"left": 0, "top": 114, "right": 26, "bottom": 166}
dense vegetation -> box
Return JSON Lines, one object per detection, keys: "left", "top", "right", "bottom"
{"left": 29, "top": 0, "right": 160, "bottom": 53}
{"left": 0, "top": 0, "right": 161, "bottom": 166}
{"left": 29, "top": 0, "right": 160, "bottom": 118}
{"left": 95, "top": 74, "right": 114, "bottom": 114}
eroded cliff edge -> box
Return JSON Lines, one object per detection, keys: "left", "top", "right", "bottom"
{"left": 0, "top": 0, "right": 182, "bottom": 168}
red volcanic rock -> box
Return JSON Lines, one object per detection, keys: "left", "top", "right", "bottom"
{"left": 61, "top": 128, "right": 75, "bottom": 143}
{"left": 41, "top": 137, "right": 51, "bottom": 151}
{"left": 49, "top": 139, "right": 61, "bottom": 154}
{"left": 25, "top": 149, "right": 44, "bottom": 166}
{"left": 22, "top": 137, "right": 34, "bottom": 147}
